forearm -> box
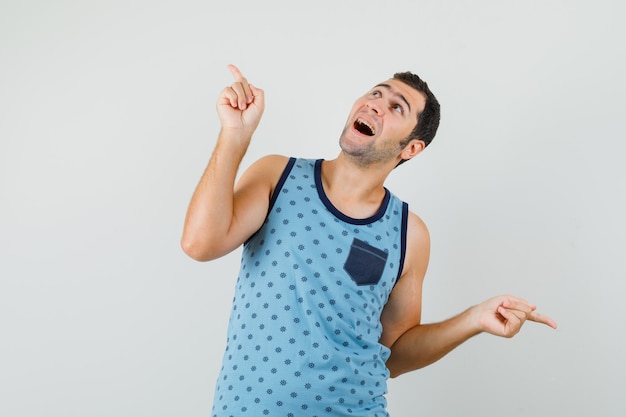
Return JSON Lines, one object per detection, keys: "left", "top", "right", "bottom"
{"left": 386, "top": 306, "right": 481, "bottom": 378}
{"left": 181, "top": 129, "right": 251, "bottom": 261}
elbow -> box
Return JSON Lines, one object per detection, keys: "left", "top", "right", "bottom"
{"left": 180, "top": 234, "right": 216, "bottom": 262}
{"left": 387, "top": 363, "right": 423, "bottom": 379}
{"left": 386, "top": 361, "right": 407, "bottom": 379}
{"left": 385, "top": 355, "right": 402, "bottom": 379}
{"left": 385, "top": 349, "right": 425, "bottom": 379}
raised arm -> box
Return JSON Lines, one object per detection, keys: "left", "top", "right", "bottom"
{"left": 380, "top": 212, "right": 558, "bottom": 378}
{"left": 181, "top": 65, "right": 286, "bottom": 261}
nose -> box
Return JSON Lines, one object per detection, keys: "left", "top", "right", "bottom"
{"left": 366, "top": 99, "right": 384, "bottom": 116}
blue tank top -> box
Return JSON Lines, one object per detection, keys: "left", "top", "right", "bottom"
{"left": 211, "top": 158, "right": 409, "bottom": 417}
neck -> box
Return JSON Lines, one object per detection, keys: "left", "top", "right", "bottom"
{"left": 319, "top": 153, "right": 394, "bottom": 218}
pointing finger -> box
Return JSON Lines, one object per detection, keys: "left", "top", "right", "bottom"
{"left": 227, "top": 64, "right": 245, "bottom": 81}
{"left": 227, "top": 64, "right": 253, "bottom": 105}
{"left": 529, "top": 311, "right": 558, "bottom": 329}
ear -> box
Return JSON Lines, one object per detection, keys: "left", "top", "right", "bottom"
{"left": 400, "top": 139, "right": 425, "bottom": 161}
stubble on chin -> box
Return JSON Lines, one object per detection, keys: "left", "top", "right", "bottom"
{"left": 338, "top": 129, "right": 402, "bottom": 168}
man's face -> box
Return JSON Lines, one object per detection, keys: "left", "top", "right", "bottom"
{"left": 339, "top": 78, "right": 426, "bottom": 166}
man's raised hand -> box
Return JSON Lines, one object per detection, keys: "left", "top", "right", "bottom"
{"left": 217, "top": 64, "right": 265, "bottom": 137}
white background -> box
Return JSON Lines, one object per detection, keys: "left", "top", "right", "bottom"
{"left": 1, "top": 0, "right": 624, "bottom": 416}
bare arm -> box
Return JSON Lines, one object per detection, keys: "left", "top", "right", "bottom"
{"left": 181, "top": 65, "right": 285, "bottom": 261}
{"left": 386, "top": 296, "right": 557, "bottom": 377}
{"left": 380, "top": 212, "right": 558, "bottom": 378}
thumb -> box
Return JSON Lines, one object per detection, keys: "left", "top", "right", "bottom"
{"left": 249, "top": 84, "right": 265, "bottom": 106}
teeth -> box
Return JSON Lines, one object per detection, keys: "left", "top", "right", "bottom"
{"left": 357, "top": 118, "right": 375, "bottom": 134}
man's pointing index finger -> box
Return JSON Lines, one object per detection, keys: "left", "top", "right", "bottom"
{"left": 227, "top": 64, "right": 253, "bottom": 105}
{"left": 228, "top": 64, "right": 246, "bottom": 82}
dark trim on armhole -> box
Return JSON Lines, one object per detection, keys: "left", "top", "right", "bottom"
{"left": 394, "top": 202, "right": 409, "bottom": 285}
{"left": 244, "top": 157, "right": 296, "bottom": 246}
{"left": 268, "top": 157, "right": 296, "bottom": 213}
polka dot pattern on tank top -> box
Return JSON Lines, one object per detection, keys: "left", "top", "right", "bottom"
{"left": 211, "top": 158, "right": 408, "bottom": 417}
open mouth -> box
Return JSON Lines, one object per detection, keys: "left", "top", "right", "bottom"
{"left": 354, "top": 118, "right": 375, "bottom": 136}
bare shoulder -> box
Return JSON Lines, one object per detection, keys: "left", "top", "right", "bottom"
{"left": 244, "top": 154, "right": 290, "bottom": 178}
{"left": 254, "top": 153, "right": 291, "bottom": 168}
{"left": 236, "top": 154, "right": 291, "bottom": 191}
{"left": 406, "top": 210, "right": 430, "bottom": 259}
{"left": 399, "top": 209, "right": 430, "bottom": 286}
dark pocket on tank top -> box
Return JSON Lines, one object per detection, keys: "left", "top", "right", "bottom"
{"left": 343, "top": 238, "right": 388, "bottom": 286}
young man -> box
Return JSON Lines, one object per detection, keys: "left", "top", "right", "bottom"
{"left": 181, "top": 65, "right": 557, "bottom": 416}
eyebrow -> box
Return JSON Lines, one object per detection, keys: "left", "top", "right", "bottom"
{"left": 374, "top": 83, "right": 411, "bottom": 113}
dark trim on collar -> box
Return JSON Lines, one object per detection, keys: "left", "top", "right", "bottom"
{"left": 314, "top": 159, "right": 390, "bottom": 225}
